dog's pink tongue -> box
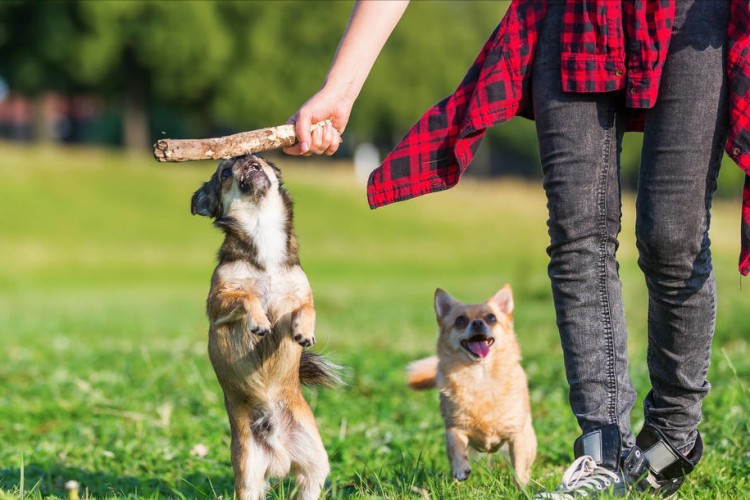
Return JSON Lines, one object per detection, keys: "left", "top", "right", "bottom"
{"left": 468, "top": 340, "right": 491, "bottom": 358}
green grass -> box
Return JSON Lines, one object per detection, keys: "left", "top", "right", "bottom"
{"left": 0, "top": 143, "right": 748, "bottom": 499}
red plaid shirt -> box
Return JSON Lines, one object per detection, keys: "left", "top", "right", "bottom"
{"left": 367, "top": 0, "right": 750, "bottom": 275}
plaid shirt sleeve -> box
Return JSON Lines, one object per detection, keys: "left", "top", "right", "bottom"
{"left": 366, "top": 2, "right": 547, "bottom": 209}
{"left": 726, "top": 1, "right": 750, "bottom": 276}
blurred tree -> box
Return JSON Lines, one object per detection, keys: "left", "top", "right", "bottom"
{"left": 210, "top": 1, "right": 352, "bottom": 131}
{"left": 0, "top": 1, "right": 231, "bottom": 151}
{"left": 62, "top": 1, "right": 232, "bottom": 151}
{"left": 0, "top": 2, "right": 79, "bottom": 142}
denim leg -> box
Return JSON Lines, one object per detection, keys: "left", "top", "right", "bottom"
{"left": 532, "top": 3, "right": 636, "bottom": 450}
{"left": 636, "top": 0, "right": 729, "bottom": 453}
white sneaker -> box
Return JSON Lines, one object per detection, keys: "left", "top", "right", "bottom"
{"left": 535, "top": 455, "right": 624, "bottom": 499}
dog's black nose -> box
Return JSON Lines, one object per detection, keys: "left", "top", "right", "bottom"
{"left": 471, "top": 319, "right": 484, "bottom": 332}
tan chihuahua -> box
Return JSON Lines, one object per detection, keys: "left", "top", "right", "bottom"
{"left": 408, "top": 286, "right": 536, "bottom": 485}
{"left": 191, "top": 154, "right": 340, "bottom": 500}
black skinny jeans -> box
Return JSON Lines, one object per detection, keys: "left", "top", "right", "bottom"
{"left": 532, "top": 0, "right": 729, "bottom": 453}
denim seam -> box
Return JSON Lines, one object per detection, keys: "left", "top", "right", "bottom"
{"left": 596, "top": 100, "right": 618, "bottom": 426}
{"left": 702, "top": 127, "right": 726, "bottom": 254}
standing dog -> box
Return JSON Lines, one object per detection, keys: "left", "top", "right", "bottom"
{"left": 191, "top": 154, "right": 339, "bottom": 500}
{"left": 407, "top": 286, "right": 536, "bottom": 485}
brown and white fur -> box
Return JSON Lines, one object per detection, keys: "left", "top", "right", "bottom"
{"left": 407, "top": 286, "right": 536, "bottom": 485}
{"left": 191, "top": 154, "right": 339, "bottom": 500}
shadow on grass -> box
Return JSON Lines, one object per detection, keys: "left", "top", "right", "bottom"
{"left": 0, "top": 463, "right": 356, "bottom": 499}
{"left": 0, "top": 463, "right": 235, "bottom": 498}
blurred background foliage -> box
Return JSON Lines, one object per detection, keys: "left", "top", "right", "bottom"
{"left": 0, "top": 0, "right": 745, "bottom": 196}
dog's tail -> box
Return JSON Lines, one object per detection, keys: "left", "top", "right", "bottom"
{"left": 299, "top": 351, "right": 344, "bottom": 388}
{"left": 407, "top": 356, "right": 438, "bottom": 390}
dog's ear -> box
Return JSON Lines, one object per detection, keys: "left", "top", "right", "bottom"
{"left": 434, "top": 288, "right": 458, "bottom": 319}
{"left": 489, "top": 284, "right": 514, "bottom": 315}
{"left": 191, "top": 180, "right": 222, "bottom": 218}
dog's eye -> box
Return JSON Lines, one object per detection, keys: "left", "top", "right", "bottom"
{"left": 454, "top": 315, "right": 468, "bottom": 328}
{"left": 486, "top": 314, "right": 497, "bottom": 324}
{"left": 220, "top": 167, "right": 232, "bottom": 180}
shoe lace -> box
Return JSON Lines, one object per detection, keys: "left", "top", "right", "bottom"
{"left": 558, "top": 455, "right": 621, "bottom": 495}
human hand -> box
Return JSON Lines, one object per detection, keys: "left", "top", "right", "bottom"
{"left": 283, "top": 87, "right": 350, "bottom": 156}
{"left": 283, "top": 0, "right": 409, "bottom": 157}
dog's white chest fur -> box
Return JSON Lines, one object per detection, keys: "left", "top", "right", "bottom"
{"left": 219, "top": 260, "right": 309, "bottom": 303}
{"left": 228, "top": 193, "right": 288, "bottom": 270}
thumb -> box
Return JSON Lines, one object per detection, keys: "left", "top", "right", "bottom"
{"left": 294, "top": 111, "right": 313, "bottom": 154}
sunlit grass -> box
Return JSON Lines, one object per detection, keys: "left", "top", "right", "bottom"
{"left": 0, "top": 143, "right": 747, "bottom": 498}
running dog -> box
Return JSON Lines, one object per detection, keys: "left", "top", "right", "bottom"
{"left": 408, "top": 286, "right": 536, "bottom": 485}
{"left": 191, "top": 154, "right": 339, "bottom": 500}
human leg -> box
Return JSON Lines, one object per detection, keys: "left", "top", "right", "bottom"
{"left": 633, "top": 0, "right": 729, "bottom": 493}
{"left": 532, "top": 5, "right": 646, "bottom": 497}
{"left": 636, "top": 0, "right": 729, "bottom": 454}
{"left": 532, "top": 3, "right": 635, "bottom": 451}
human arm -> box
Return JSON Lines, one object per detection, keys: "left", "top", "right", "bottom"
{"left": 284, "top": 0, "right": 410, "bottom": 156}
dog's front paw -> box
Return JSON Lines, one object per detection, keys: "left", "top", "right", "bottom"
{"left": 252, "top": 325, "right": 272, "bottom": 337}
{"left": 453, "top": 466, "right": 471, "bottom": 482}
{"left": 293, "top": 332, "right": 316, "bottom": 348}
{"left": 292, "top": 313, "right": 316, "bottom": 348}
{"left": 247, "top": 314, "right": 272, "bottom": 337}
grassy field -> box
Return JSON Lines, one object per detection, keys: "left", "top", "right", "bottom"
{"left": 0, "top": 143, "right": 747, "bottom": 499}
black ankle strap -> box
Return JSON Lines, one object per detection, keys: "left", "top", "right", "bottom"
{"left": 636, "top": 424, "right": 702, "bottom": 480}
{"left": 574, "top": 424, "right": 622, "bottom": 471}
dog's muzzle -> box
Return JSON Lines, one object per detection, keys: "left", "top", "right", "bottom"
{"left": 238, "top": 161, "right": 269, "bottom": 194}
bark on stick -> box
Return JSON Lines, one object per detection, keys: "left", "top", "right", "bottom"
{"left": 153, "top": 120, "right": 330, "bottom": 162}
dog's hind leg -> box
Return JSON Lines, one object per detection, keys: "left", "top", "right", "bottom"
{"left": 288, "top": 409, "right": 329, "bottom": 500}
{"left": 292, "top": 444, "right": 328, "bottom": 499}
{"left": 227, "top": 398, "right": 270, "bottom": 500}
{"left": 509, "top": 418, "right": 537, "bottom": 486}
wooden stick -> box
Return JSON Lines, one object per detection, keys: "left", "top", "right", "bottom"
{"left": 153, "top": 120, "right": 331, "bottom": 162}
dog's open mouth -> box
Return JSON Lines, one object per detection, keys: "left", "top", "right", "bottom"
{"left": 461, "top": 335, "right": 495, "bottom": 359}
